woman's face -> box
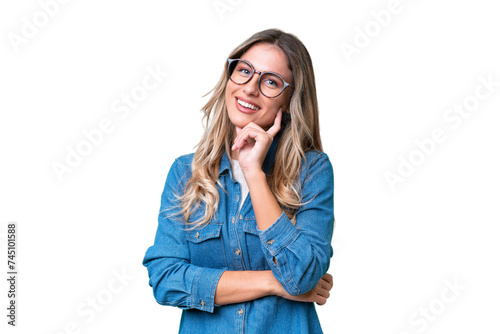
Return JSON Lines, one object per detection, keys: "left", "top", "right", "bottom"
{"left": 225, "top": 43, "right": 292, "bottom": 131}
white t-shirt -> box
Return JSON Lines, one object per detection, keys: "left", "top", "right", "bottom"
{"left": 232, "top": 159, "right": 249, "bottom": 211}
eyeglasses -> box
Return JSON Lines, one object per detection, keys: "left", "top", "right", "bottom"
{"left": 227, "top": 58, "right": 292, "bottom": 98}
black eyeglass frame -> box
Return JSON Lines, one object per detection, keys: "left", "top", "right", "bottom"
{"left": 227, "top": 58, "right": 292, "bottom": 98}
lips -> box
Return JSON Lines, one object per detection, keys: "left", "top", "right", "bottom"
{"left": 235, "top": 97, "right": 261, "bottom": 114}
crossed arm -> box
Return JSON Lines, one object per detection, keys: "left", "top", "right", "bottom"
{"left": 143, "top": 152, "right": 334, "bottom": 311}
{"left": 214, "top": 270, "right": 333, "bottom": 306}
{"left": 143, "top": 112, "right": 334, "bottom": 311}
{"left": 215, "top": 112, "right": 334, "bottom": 306}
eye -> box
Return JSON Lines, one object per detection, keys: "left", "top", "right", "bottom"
{"left": 235, "top": 63, "right": 252, "bottom": 77}
{"left": 261, "top": 73, "right": 284, "bottom": 89}
{"left": 264, "top": 78, "right": 278, "bottom": 87}
{"left": 238, "top": 68, "right": 250, "bottom": 75}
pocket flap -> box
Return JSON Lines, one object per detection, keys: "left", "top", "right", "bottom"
{"left": 185, "top": 223, "right": 223, "bottom": 243}
{"left": 243, "top": 218, "right": 260, "bottom": 236}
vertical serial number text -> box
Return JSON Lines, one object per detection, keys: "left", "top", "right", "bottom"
{"left": 7, "top": 222, "right": 17, "bottom": 326}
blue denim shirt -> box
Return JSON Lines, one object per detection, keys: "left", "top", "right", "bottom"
{"left": 143, "top": 137, "right": 334, "bottom": 334}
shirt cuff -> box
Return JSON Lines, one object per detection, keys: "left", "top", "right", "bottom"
{"left": 190, "top": 267, "right": 226, "bottom": 313}
{"left": 258, "top": 211, "right": 299, "bottom": 255}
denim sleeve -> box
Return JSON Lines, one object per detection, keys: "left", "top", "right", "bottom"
{"left": 142, "top": 158, "right": 225, "bottom": 313}
{"left": 258, "top": 152, "right": 334, "bottom": 295}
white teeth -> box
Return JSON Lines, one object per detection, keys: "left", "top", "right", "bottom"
{"left": 237, "top": 98, "right": 259, "bottom": 110}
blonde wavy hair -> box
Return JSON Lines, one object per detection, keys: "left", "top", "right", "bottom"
{"left": 177, "top": 29, "right": 322, "bottom": 229}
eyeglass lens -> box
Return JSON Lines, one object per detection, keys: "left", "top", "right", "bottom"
{"left": 228, "top": 60, "right": 285, "bottom": 98}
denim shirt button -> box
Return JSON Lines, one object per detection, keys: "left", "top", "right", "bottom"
{"left": 238, "top": 309, "right": 243, "bottom": 316}
{"left": 195, "top": 232, "right": 200, "bottom": 239}
{"left": 201, "top": 300, "right": 205, "bottom": 307}
{"left": 232, "top": 217, "right": 235, "bottom": 223}
{"left": 239, "top": 215, "right": 243, "bottom": 220}
{"left": 267, "top": 239, "right": 275, "bottom": 245}
{"left": 235, "top": 248, "right": 241, "bottom": 255}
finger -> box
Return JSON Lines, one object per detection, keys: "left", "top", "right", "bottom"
{"left": 315, "top": 295, "right": 327, "bottom": 306}
{"left": 266, "top": 108, "right": 282, "bottom": 137}
{"left": 234, "top": 123, "right": 273, "bottom": 150}
{"left": 235, "top": 126, "right": 243, "bottom": 136}
{"left": 232, "top": 127, "right": 250, "bottom": 150}
{"left": 317, "top": 287, "right": 330, "bottom": 299}
{"left": 322, "top": 273, "right": 334, "bottom": 286}
{"left": 232, "top": 124, "right": 258, "bottom": 150}
{"left": 244, "top": 121, "right": 265, "bottom": 132}
{"left": 232, "top": 127, "right": 262, "bottom": 150}
{"left": 234, "top": 128, "right": 258, "bottom": 149}
{"left": 317, "top": 291, "right": 330, "bottom": 300}
{"left": 232, "top": 121, "right": 271, "bottom": 150}
{"left": 318, "top": 279, "right": 332, "bottom": 293}
{"left": 234, "top": 123, "right": 264, "bottom": 145}
{"left": 316, "top": 281, "right": 331, "bottom": 297}
{"left": 321, "top": 278, "right": 333, "bottom": 291}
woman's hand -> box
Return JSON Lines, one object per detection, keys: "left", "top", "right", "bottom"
{"left": 232, "top": 108, "right": 282, "bottom": 177}
{"left": 276, "top": 273, "right": 334, "bottom": 305}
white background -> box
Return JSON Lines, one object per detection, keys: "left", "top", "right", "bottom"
{"left": 1, "top": 0, "right": 499, "bottom": 333}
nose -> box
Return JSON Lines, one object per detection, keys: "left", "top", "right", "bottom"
{"left": 243, "top": 72, "right": 260, "bottom": 96}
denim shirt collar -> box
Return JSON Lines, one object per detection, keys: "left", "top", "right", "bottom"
{"left": 219, "top": 134, "right": 280, "bottom": 177}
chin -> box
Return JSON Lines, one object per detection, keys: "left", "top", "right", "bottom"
{"left": 227, "top": 105, "right": 274, "bottom": 130}
{"left": 227, "top": 105, "right": 247, "bottom": 122}
{"left": 228, "top": 114, "right": 251, "bottom": 129}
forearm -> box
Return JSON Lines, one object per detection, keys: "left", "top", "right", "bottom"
{"left": 244, "top": 153, "right": 334, "bottom": 295}
{"left": 214, "top": 269, "right": 334, "bottom": 306}
{"left": 244, "top": 169, "right": 282, "bottom": 231}
{"left": 214, "top": 270, "right": 279, "bottom": 305}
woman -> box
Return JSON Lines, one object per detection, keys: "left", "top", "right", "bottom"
{"left": 143, "top": 28, "right": 335, "bottom": 333}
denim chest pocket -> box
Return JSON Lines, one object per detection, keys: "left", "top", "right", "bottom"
{"left": 185, "top": 222, "right": 227, "bottom": 269}
{"left": 243, "top": 218, "right": 270, "bottom": 270}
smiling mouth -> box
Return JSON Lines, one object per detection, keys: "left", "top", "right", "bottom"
{"left": 236, "top": 98, "right": 261, "bottom": 111}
